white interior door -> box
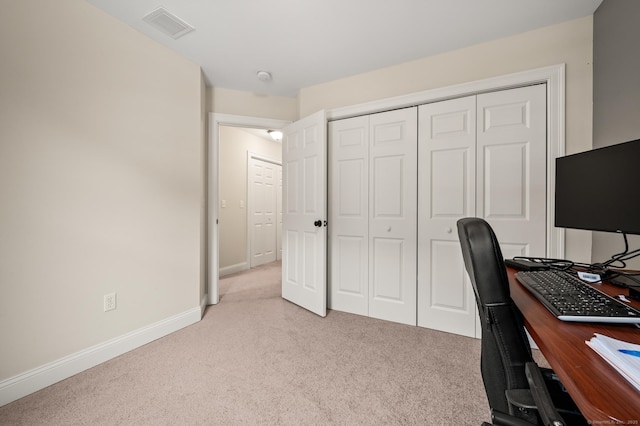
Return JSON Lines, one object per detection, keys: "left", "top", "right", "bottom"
{"left": 249, "top": 157, "right": 279, "bottom": 267}
{"left": 417, "top": 96, "right": 477, "bottom": 336}
{"left": 281, "top": 110, "right": 327, "bottom": 317}
{"left": 477, "top": 84, "right": 547, "bottom": 259}
{"left": 368, "top": 108, "right": 417, "bottom": 326}
{"left": 328, "top": 115, "right": 370, "bottom": 316}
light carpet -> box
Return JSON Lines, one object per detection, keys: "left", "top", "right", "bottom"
{"left": 0, "top": 261, "right": 491, "bottom": 425}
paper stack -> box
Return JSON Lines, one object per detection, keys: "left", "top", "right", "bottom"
{"left": 586, "top": 333, "right": 640, "bottom": 392}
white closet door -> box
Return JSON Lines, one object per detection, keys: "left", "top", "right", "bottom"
{"left": 249, "top": 157, "right": 278, "bottom": 267}
{"left": 417, "top": 96, "right": 477, "bottom": 336}
{"left": 369, "top": 108, "right": 417, "bottom": 326}
{"left": 418, "top": 85, "right": 547, "bottom": 338}
{"left": 477, "top": 84, "right": 547, "bottom": 260}
{"left": 328, "top": 116, "right": 370, "bottom": 316}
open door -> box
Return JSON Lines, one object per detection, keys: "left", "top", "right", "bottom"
{"left": 281, "top": 110, "right": 327, "bottom": 317}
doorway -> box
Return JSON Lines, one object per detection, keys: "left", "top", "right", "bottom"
{"left": 218, "top": 126, "right": 283, "bottom": 275}
{"left": 208, "top": 114, "right": 290, "bottom": 305}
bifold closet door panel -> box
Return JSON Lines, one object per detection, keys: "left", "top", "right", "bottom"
{"left": 417, "top": 84, "right": 547, "bottom": 338}
{"left": 417, "top": 96, "right": 478, "bottom": 337}
{"left": 328, "top": 116, "right": 370, "bottom": 316}
{"left": 369, "top": 107, "right": 418, "bottom": 326}
{"left": 476, "top": 84, "right": 547, "bottom": 260}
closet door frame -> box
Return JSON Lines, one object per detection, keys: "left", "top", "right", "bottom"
{"left": 327, "top": 64, "right": 566, "bottom": 260}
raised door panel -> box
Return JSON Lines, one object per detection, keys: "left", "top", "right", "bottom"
{"left": 430, "top": 149, "right": 469, "bottom": 217}
{"left": 482, "top": 143, "right": 528, "bottom": 218}
{"left": 500, "top": 243, "right": 529, "bottom": 260}
{"left": 328, "top": 116, "right": 369, "bottom": 315}
{"left": 369, "top": 107, "right": 417, "bottom": 326}
{"left": 417, "top": 96, "right": 477, "bottom": 337}
{"left": 477, "top": 85, "right": 547, "bottom": 258}
{"left": 372, "top": 238, "right": 405, "bottom": 301}
{"left": 430, "top": 241, "right": 467, "bottom": 308}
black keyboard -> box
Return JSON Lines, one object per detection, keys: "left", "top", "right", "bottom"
{"left": 515, "top": 270, "right": 640, "bottom": 323}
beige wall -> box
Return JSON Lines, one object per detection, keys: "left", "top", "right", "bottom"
{"left": 219, "top": 127, "right": 282, "bottom": 271}
{"left": 592, "top": 0, "right": 640, "bottom": 269}
{"left": 298, "top": 16, "right": 595, "bottom": 263}
{"left": 207, "top": 87, "right": 298, "bottom": 122}
{"left": 0, "top": 0, "right": 203, "bottom": 381}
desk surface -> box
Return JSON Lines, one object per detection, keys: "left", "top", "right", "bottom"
{"left": 507, "top": 268, "right": 640, "bottom": 423}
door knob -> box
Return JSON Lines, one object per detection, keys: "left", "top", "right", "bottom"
{"left": 445, "top": 227, "right": 452, "bottom": 234}
{"left": 314, "top": 220, "right": 322, "bottom": 227}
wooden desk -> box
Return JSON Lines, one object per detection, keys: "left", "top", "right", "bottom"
{"left": 507, "top": 268, "right": 640, "bottom": 424}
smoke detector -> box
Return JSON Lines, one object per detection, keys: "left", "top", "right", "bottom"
{"left": 257, "top": 71, "right": 272, "bottom": 82}
{"left": 143, "top": 7, "right": 194, "bottom": 39}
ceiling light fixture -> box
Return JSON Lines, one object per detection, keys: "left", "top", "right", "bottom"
{"left": 268, "top": 130, "right": 283, "bottom": 141}
{"left": 257, "top": 70, "right": 272, "bottom": 82}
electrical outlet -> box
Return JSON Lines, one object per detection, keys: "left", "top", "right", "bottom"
{"left": 104, "top": 293, "right": 117, "bottom": 312}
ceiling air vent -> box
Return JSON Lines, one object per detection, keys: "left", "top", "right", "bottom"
{"left": 142, "top": 7, "right": 194, "bottom": 39}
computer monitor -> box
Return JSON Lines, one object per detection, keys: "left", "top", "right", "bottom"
{"left": 555, "top": 138, "right": 640, "bottom": 235}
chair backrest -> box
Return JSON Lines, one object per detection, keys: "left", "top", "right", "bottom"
{"left": 457, "top": 217, "right": 534, "bottom": 417}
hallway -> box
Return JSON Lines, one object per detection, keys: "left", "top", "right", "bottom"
{"left": 218, "top": 260, "right": 282, "bottom": 304}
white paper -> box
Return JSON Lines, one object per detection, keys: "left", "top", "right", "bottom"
{"left": 586, "top": 333, "right": 640, "bottom": 392}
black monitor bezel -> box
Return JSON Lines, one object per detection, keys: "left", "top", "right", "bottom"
{"left": 554, "top": 138, "right": 640, "bottom": 235}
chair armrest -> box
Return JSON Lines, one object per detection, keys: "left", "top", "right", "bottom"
{"left": 505, "top": 389, "right": 536, "bottom": 410}
{"left": 525, "top": 362, "right": 566, "bottom": 426}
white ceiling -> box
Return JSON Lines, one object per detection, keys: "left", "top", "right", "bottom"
{"left": 86, "top": 0, "right": 603, "bottom": 97}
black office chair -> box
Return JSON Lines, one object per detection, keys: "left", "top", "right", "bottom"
{"left": 457, "top": 217, "right": 586, "bottom": 426}
{"left": 481, "top": 362, "right": 567, "bottom": 426}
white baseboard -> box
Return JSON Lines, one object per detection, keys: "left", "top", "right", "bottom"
{"left": 219, "top": 262, "right": 248, "bottom": 277}
{"left": 0, "top": 307, "right": 201, "bottom": 407}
